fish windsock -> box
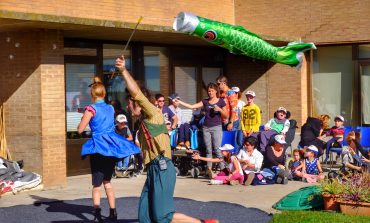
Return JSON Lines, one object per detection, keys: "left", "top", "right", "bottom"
{"left": 173, "top": 12, "right": 316, "bottom": 68}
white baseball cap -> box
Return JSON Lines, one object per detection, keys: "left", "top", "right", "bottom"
{"left": 219, "top": 144, "right": 235, "bottom": 151}
{"left": 274, "top": 135, "right": 286, "bottom": 144}
{"left": 335, "top": 115, "right": 344, "bottom": 122}
{"left": 245, "top": 90, "right": 256, "bottom": 97}
{"left": 231, "top": 87, "right": 240, "bottom": 93}
{"left": 277, "top": 107, "right": 287, "bottom": 113}
{"left": 116, "top": 114, "right": 128, "bottom": 123}
{"left": 307, "top": 145, "right": 319, "bottom": 154}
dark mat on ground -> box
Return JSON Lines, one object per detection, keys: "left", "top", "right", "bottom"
{"left": 0, "top": 195, "right": 272, "bottom": 223}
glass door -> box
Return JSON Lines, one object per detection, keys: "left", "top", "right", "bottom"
{"left": 360, "top": 63, "right": 370, "bottom": 125}
{"left": 65, "top": 63, "right": 96, "bottom": 136}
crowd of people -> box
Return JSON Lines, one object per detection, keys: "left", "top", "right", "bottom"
{"left": 75, "top": 56, "right": 370, "bottom": 222}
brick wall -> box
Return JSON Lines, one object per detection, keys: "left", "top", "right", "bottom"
{"left": 0, "top": 30, "right": 66, "bottom": 188}
{"left": 225, "top": 53, "right": 307, "bottom": 126}
{"left": 235, "top": 0, "right": 370, "bottom": 44}
{"left": 40, "top": 30, "right": 66, "bottom": 188}
{"left": 0, "top": 31, "right": 43, "bottom": 175}
{"left": 0, "top": 0, "right": 235, "bottom": 27}
{"left": 225, "top": 54, "right": 270, "bottom": 124}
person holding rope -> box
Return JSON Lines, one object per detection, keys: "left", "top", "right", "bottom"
{"left": 115, "top": 56, "right": 218, "bottom": 223}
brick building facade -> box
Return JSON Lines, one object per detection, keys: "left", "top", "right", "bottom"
{"left": 0, "top": 1, "right": 369, "bottom": 188}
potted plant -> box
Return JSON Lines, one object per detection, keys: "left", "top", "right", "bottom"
{"left": 319, "top": 178, "right": 344, "bottom": 211}
{"left": 337, "top": 172, "right": 370, "bottom": 216}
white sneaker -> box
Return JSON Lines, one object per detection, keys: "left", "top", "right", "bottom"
{"left": 210, "top": 179, "right": 223, "bottom": 185}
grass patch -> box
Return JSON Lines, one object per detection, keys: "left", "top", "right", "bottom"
{"left": 271, "top": 210, "right": 370, "bottom": 223}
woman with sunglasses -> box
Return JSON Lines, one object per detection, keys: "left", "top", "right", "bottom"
{"left": 174, "top": 83, "right": 228, "bottom": 178}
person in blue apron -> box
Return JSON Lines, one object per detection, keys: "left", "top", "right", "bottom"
{"left": 78, "top": 77, "right": 141, "bottom": 222}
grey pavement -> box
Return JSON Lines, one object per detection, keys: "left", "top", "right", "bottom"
{"left": 1, "top": 173, "right": 308, "bottom": 214}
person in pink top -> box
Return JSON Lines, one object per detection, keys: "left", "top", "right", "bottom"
{"left": 192, "top": 144, "right": 244, "bottom": 185}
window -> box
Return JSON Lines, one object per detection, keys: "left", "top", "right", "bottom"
{"left": 65, "top": 63, "right": 95, "bottom": 136}
{"left": 103, "top": 44, "right": 131, "bottom": 108}
{"left": 174, "top": 67, "right": 197, "bottom": 104}
{"left": 144, "top": 47, "right": 168, "bottom": 93}
{"left": 359, "top": 44, "right": 370, "bottom": 58}
{"left": 312, "top": 46, "right": 353, "bottom": 126}
{"left": 201, "top": 67, "right": 223, "bottom": 99}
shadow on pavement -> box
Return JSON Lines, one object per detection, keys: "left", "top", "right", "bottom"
{"left": 0, "top": 195, "right": 271, "bottom": 223}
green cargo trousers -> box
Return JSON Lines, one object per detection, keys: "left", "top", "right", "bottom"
{"left": 138, "top": 156, "right": 176, "bottom": 223}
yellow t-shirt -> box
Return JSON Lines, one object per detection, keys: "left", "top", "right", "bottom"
{"left": 241, "top": 104, "right": 261, "bottom": 133}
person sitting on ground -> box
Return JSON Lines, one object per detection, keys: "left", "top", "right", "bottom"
{"left": 324, "top": 115, "right": 345, "bottom": 162}
{"left": 341, "top": 131, "right": 369, "bottom": 174}
{"left": 288, "top": 149, "right": 303, "bottom": 181}
{"left": 237, "top": 136, "right": 264, "bottom": 186}
{"left": 193, "top": 144, "right": 244, "bottom": 185}
{"left": 155, "top": 93, "right": 178, "bottom": 130}
{"left": 115, "top": 114, "right": 134, "bottom": 170}
{"left": 262, "top": 135, "right": 289, "bottom": 184}
{"left": 259, "top": 107, "right": 290, "bottom": 153}
{"left": 299, "top": 115, "right": 329, "bottom": 157}
{"left": 294, "top": 145, "right": 325, "bottom": 183}
{"left": 168, "top": 93, "right": 192, "bottom": 149}
{"left": 241, "top": 90, "right": 261, "bottom": 139}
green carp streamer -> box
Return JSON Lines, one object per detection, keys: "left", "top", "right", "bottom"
{"left": 173, "top": 12, "right": 316, "bottom": 68}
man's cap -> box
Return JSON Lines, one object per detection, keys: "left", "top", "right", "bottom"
{"left": 116, "top": 114, "right": 128, "bottom": 123}
{"left": 335, "top": 115, "right": 344, "bottom": 122}
{"left": 307, "top": 145, "right": 319, "bottom": 154}
{"left": 231, "top": 87, "right": 240, "bottom": 93}
{"left": 168, "top": 93, "right": 181, "bottom": 100}
{"left": 277, "top": 107, "right": 287, "bottom": 113}
{"left": 274, "top": 135, "right": 286, "bottom": 144}
{"left": 245, "top": 90, "right": 256, "bottom": 97}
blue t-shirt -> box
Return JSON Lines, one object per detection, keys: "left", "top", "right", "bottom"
{"left": 202, "top": 99, "right": 226, "bottom": 127}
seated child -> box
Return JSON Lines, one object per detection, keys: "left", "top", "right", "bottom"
{"left": 288, "top": 149, "right": 303, "bottom": 181}
{"left": 295, "top": 145, "right": 325, "bottom": 183}
{"left": 115, "top": 114, "right": 133, "bottom": 170}
{"left": 259, "top": 107, "right": 290, "bottom": 153}
{"left": 193, "top": 144, "right": 244, "bottom": 185}
{"left": 341, "top": 131, "right": 369, "bottom": 173}
{"left": 324, "top": 115, "right": 345, "bottom": 162}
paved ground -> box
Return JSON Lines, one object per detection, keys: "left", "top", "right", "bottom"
{"left": 1, "top": 173, "right": 308, "bottom": 215}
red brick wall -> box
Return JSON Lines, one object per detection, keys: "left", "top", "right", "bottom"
{"left": 225, "top": 53, "right": 307, "bottom": 126}
{"left": 0, "top": 30, "right": 66, "bottom": 188}
{"left": 0, "top": 0, "right": 236, "bottom": 26}
{"left": 235, "top": 0, "right": 370, "bottom": 44}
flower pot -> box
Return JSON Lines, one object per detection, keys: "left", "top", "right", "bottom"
{"left": 322, "top": 194, "right": 339, "bottom": 211}
{"left": 339, "top": 200, "right": 370, "bottom": 216}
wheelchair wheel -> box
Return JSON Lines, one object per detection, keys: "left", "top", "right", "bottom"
{"left": 190, "top": 167, "right": 200, "bottom": 178}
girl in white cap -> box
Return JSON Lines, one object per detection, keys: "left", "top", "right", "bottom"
{"left": 294, "top": 145, "right": 324, "bottom": 183}
{"left": 192, "top": 144, "right": 244, "bottom": 185}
